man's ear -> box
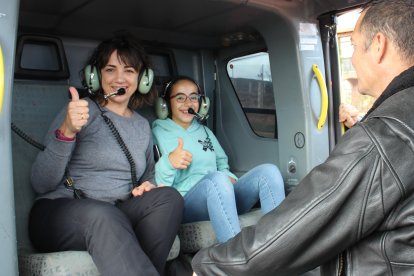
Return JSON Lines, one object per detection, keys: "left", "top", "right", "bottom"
{"left": 371, "top": 32, "right": 387, "bottom": 64}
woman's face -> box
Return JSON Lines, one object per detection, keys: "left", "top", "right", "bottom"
{"left": 169, "top": 79, "right": 200, "bottom": 129}
{"left": 100, "top": 50, "right": 139, "bottom": 104}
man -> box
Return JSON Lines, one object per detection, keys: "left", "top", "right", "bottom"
{"left": 192, "top": 0, "right": 414, "bottom": 275}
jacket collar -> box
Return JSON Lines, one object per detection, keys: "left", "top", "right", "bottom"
{"left": 363, "top": 66, "right": 414, "bottom": 120}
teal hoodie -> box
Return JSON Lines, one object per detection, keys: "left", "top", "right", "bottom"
{"left": 152, "top": 118, "right": 238, "bottom": 196}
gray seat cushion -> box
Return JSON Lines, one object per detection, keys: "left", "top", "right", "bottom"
{"left": 179, "top": 209, "right": 263, "bottom": 253}
{"left": 19, "top": 251, "right": 99, "bottom": 276}
{"left": 18, "top": 236, "right": 180, "bottom": 276}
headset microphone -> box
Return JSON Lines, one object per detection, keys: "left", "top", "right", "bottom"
{"left": 104, "top": 88, "right": 126, "bottom": 100}
{"left": 188, "top": 108, "right": 208, "bottom": 121}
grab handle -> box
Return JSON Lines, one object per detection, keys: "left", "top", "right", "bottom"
{"left": 312, "top": 64, "right": 328, "bottom": 129}
{"left": 0, "top": 45, "right": 4, "bottom": 113}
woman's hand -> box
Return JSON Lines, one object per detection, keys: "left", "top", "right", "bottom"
{"left": 132, "top": 181, "right": 157, "bottom": 197}
{"left": 168, "top": 138, "right": 193, "bottom": 169}
{"left": 59, "top": 87, "right": 90, "bottom": 138}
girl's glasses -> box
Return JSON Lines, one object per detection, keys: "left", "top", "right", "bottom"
{"left": 170, "top": 93, "right": 200, "bottom": 103}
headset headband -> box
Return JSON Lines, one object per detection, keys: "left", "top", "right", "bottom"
{"left": 162, "top": 77, "right": 203, "bottom": 98}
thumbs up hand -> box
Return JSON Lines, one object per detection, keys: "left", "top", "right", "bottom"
{"left": 58, "top": 87, "right": 90, "bottom": 138}
{"left": 168, "top": 138, "right": 193, "bottom": 169}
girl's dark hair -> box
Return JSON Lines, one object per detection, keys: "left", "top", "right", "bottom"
{"left": 163, "top": 76, "right": 201, "bottom": 99}
{"left": 86, "top": 33, "right": 156, "bottom": 109}
{"left": 163, "top": 76, "right": 202, "bottom": 118}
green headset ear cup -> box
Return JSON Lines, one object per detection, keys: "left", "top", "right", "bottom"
{"left": 155, "top": 97, "right": 169, "bottom": 119}
{"left": 138, "top": 68, "right": 154, "bottom": 94}
{"left": 198, "top": 96, "right": 210, "bottom": 118}
{"left": 84, "top": 64, "right": 100, "bottom": 93}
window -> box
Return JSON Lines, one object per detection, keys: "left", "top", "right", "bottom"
{"left": 14, "top": 35, "right": 69, "bottom": 79}
{"left": 148, "top": 53, "right": 174, "bottom": 77}
{"left": 227, "top": 52, "right": 277, "bottom": 138}
{"left": 20, "top": 43, "right": 60, "bottom": 71}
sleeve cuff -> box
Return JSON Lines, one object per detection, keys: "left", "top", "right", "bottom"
{"left": 54, "top": 129, "right": 76, "bottom": 142}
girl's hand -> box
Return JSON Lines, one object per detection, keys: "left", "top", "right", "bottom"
{"left": 168, "top": 138, "right": 192, "bottom": 169}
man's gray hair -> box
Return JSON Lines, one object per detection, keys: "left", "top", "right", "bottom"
{"left": 361, "top": 0, "right": 414, "bottom": 62}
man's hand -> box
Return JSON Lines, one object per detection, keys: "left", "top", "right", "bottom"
{"left": 132, "top": 181, "right": 157, "bottom": 197}
{"left": 168, "top": 138, "right": 192, "bottom": 169}
{"left": 339, "top": 103, "right": 360, "bottom": 128}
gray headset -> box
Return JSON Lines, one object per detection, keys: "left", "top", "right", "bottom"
{"left": 83, "top": 36, "right": 154, "bottom": 95}
{"left": 155, "top": 77, "right": 210, "bottom": 120}
{"left": 83, "top": 64, "right": 154, "bottom": 95}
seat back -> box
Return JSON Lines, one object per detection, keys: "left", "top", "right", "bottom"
{"left": 12, "top": 37, "right": 71, "bottom": 253}
{"left": 12, "top": 81, "right": 70, "bottom": 254}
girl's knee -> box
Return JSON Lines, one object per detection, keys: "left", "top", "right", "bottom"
{"left": 256, "top": 163, "right": 278, "bottom": 172}
{"left": 255, "top": 164, "right": 282, "bottom": 178}
{"left": 253, "top": 164, "right": 284, "bottom": 191}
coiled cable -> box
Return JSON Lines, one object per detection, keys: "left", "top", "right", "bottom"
{"left": 100, "top": 113, "right": 138, "bottom": 186}
{"left": 11, "top": 122, "right": 46, "bottom": 151}
{"left": 92, "top": 100, "right": 139, "bottom": 188}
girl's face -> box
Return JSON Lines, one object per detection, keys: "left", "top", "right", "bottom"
{"left": 169, "top": 79, "right": 200, "bottom": 129}
{"left": 100, "top": 50, "right": 139, "bottom": 104}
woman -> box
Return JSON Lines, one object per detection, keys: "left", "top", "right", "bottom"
{"left": 152, "top": 76, "right": 285, "bottom": 243}
{"left": 29, "top": 35, "right": 183, "bottom": 276}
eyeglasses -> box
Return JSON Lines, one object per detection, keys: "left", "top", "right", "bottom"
{"left": 170, "top": 93, "right": 200, "bottom": 103}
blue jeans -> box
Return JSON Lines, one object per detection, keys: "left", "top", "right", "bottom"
{"left": 183, "top": 163, "right": 285, "bottom": 242}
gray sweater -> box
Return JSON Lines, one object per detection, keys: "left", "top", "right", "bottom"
{"left": 31, "top": 98, "right": 155, "bottom": 203}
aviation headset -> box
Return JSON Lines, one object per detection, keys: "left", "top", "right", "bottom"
{"left": 155, "top": 76, "right": 210, "bottom": 120}
{"left": 82, "top": 36, "right": 154, "bottom": 95}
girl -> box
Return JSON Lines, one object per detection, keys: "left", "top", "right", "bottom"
{"left": 153, "top": 76, "right": 285, "bottom": 243}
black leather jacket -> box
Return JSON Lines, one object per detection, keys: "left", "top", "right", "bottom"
{"left": 192, "top": 67, "right": 414, "bottom": 276}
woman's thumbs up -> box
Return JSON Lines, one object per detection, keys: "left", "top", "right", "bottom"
{"left": 58, "top": 86, "right": 90, "bottom": 137}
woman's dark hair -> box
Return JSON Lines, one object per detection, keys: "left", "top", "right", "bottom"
{"left": 86, "top": 33, "right": 156, "bottom": 109}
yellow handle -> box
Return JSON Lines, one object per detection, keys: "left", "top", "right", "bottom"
{"left": 0, "top": 45, "right": 4, "bottom": 113}
{"left": 312, "top": 64, "right": 328, "bottom": 129}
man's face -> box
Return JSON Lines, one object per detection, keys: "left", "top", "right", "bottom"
{"left": 351, "top": 11, "right": 375, "bottom": 97}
